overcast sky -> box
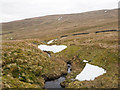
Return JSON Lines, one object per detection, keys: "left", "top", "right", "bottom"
{"left": 0, "top": 0, "right": 119, "bottom": 22}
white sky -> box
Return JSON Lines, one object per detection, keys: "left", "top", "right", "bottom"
{"left": 0, "top": 0, "right": 119, "bottom": 22}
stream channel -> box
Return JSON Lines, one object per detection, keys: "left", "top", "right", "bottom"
{"left": 44, "top": 54, "right": 72, "bottom": 89}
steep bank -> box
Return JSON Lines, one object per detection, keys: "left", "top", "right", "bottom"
{"left": 2, "top": 40, "right": 67, "bottom": 88}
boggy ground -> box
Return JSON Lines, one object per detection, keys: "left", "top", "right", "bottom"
{"left": 1, "top": 9, "right": 119, "bottom": 89}
{"left": 2, "top": 31, "right": 118, "bottom": 88}
{"left": 52, "top": 31, "right": 118, "bottom": 88}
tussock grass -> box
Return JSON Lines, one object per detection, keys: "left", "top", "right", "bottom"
{"left": 2, "top": 40, "right": 67, "bottom": 88}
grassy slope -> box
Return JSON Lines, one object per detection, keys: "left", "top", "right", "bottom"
{"left": 2, "top": 9, "right": 118, "bottom": 88}
{"left": 2, "top": 9, "right": 118, "bottom": 40}
{"left": 2, "top": 40, "right": 67, "bottom": 88}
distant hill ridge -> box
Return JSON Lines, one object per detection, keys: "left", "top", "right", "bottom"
{"left": 2, "top": 9, "right": 118, "bottom": 40}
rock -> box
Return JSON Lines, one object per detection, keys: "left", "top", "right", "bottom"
{"left": 71, "top": 79, "right": 75, "bottom": 81}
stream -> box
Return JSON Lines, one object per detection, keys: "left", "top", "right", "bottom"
{"left": 39, "top": 39, "right": 107, "bottom": 89}
{"left": 40, "top": 43, "right": 106, "bottom": 89}
{"left": 44, "top": 62, "right": 72, "bottom": 89}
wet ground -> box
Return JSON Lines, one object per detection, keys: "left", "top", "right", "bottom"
{"left": 44, "top": 63, "right": 71, "bottom": 88}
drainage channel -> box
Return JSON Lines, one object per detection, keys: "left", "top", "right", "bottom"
{"left": 44, "top": 61, "right": 72, "bottom": 89}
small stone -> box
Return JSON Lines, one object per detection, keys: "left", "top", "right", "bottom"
{"left": 71, "top": 79, "right": 76, "bottom": 81}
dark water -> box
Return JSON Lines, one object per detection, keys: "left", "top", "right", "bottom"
{"left": 45, "top": 76, "right": 65, "bottom": 88}
{"left": 67, "top": 64, "right": 72, "bottom": 73}
{"left": 47, "top": 54, "right": 51, "bottom": 57}
{"left": 44, "top": 63, "right": 72, "bottom": 88}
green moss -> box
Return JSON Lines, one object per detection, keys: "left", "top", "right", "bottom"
{"left": 58, "top": 44, "right": 118, "bottom": 88}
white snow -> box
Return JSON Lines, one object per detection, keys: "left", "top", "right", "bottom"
{"left": 38, "top": 45, "right": 67, "bottom": 53}
{"left": 58, "top": 17, "right": 62, "bottom": 21}
{"left": 104, "top": 10, "right": 107, "bottom": 13}
{"left": 75, "top": 63, "right": 106, "bottom": 81}
{"left": 83, "top": 60, "right": 88, "bottom": 62}
{"left": 47, "top": 40, "right": 54, "bottom": 44}
{"left": 47, "top": 39, "right": 58, "bottom": 44}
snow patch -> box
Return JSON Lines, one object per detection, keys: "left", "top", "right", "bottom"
{"left": 104, "top": 10, "right": 107, "bottom": 13}
{"left": 38, "top": 45, "right": 67, "bottom": 53}
{"left": 58, "top": 17, "right": 62, "bottom": 21}
{"left": 47, "top": 40, "right": 54, "bottom": 44}
{"left": 83, "top": 60, "right": 88, "bottom": 62}
{"left": 75, "top": 63, "right": 106, "bottom": 81}
{"left": 47, "top": 39, "right": 58, "bottom": 44}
